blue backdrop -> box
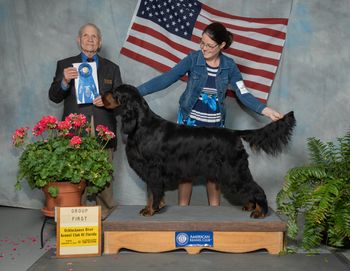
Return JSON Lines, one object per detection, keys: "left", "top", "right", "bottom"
{"left": 1, "top": 0, "right": 349, "bottom": 209}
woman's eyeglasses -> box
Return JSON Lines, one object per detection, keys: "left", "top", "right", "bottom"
{"left": 199, "top": 41, "right": 218, "bottom": 49}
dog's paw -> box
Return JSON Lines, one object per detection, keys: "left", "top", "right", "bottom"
{"left": 158, "top": 198, "right": 166, "bottom": 210}
{"left": 139, "top": 206, "right": 155, "bottom": 216}
{"left": 242, "top": 202, "right": 255, "bottom": 211}
{"left": 250, "top": 210, "right": 266, "bottom": 219}
{"left": 156, "top": 205, "right": 168, "bottom": 214}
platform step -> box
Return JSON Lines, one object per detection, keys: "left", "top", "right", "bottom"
{"left": 103, "top": 205, "right": 286, "bottom": 255}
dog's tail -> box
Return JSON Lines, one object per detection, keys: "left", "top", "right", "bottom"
{"left": 237, "top": 111, "right": 296, "bottom": 156}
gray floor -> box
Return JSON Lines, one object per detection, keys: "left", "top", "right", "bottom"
{"left": 1, "top": 206, "right": 349, "bottom": 271}
{"left": 0, "top": 206, "right": 54, "bottom": 271}
{"left": 28, "top": 249, "right": 350, "bottom": 271}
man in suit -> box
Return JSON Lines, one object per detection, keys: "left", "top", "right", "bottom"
{"left": 49, "top": 23, "right": 122, "bottom": 219}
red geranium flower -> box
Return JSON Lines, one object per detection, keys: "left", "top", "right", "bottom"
{"left": 12, "top": 127, "right": 29, "bottom": 147}
{"left": 33, "top": 115, "right": 58, "bottom": 136}
{"left": 69, "top": 136, "right": 82, "bottom": 148}
{"left": 57, "top": 120, "right": 72, "bottom": 136}
{"left": 66, "top": 113, "right": 87, "bottom": 128}
{"left": 96, "top": 125, "right": 116, "bottom": 141}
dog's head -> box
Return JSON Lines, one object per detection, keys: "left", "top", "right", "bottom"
{"left": 102, "top": 84, "right": 149, "bottom": 135}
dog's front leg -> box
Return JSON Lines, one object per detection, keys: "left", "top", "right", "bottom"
{"left": 139, "top": 193, "right": 165, "bottom": 216}
{"left": 158, "top": 197, "right": 166, "bottom": 210}
{"left": 138, "top": 164, "right": 166, "bottom": 216}
{"left": 139, "top": 187, "right": 156, "bottom": 216}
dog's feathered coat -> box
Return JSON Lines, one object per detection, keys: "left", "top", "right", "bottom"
{"left": 103, "top": 84, "right": 296, "bottom": 218}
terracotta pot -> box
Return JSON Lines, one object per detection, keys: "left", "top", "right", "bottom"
{"left": 41, "top": 181, "right": 86, "bottom": 217}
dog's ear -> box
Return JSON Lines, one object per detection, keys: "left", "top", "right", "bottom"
{"left": 121, "top": 99, "right": 138, "bottom": 134}
{"left": 101, "top": 91, "right": 120, "bottom": 109}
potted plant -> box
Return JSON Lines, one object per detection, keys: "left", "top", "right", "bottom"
{"left": 12, "top": 113, "right": 115, "bottom": 216}
{"left": 277, "top": 130, "right": 350, "bottom": 251}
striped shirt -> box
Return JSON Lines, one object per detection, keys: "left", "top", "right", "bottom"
{"left": 187, "top": 65, "right": 222, "bottom": 126}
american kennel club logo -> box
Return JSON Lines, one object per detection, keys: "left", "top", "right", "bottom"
{"left": 175, "top": 231, "right": 213, "bottom": 247}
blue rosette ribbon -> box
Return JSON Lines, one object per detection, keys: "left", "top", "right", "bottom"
{"left": 77, "top": 63, "right": 99, "bottom": 104}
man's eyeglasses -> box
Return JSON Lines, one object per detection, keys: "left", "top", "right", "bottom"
{"left": 199, "top": 41, "right": 218, "bottom": 49}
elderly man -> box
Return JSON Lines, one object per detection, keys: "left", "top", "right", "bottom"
{"left": 49, "top": 23, "right": 122, "bottom": 219}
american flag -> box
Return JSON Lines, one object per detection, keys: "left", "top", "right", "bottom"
{"left": 121, "top": 0, "right": 289, "bottom": 103}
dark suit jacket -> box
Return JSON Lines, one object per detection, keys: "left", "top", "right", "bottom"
{"left": 49, "top": 54, "right": 122, "bottom": 149}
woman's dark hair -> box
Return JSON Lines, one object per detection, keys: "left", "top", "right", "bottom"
{"left": 203, "top": 22, "right": 233, "bottom": 49}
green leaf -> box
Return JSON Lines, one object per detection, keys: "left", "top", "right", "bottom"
{"left": 48, "top": 186, "right": 59, "bottom": 198}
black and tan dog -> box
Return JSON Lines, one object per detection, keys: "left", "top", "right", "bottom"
{"left": 103, "top": 84, "right": 295, "bottom": 218}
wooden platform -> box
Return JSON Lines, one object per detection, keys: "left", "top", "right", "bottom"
{"left": 103, "top": 205, "right": 286, "bottom": 255}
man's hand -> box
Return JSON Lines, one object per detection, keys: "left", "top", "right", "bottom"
{"left": 63, "top": 67, "right": 78, "bottom": 85}
{"left": 93, "top": 96, "right": 104, "bottom": 107}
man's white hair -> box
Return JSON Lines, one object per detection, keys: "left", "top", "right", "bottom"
{"left": 78, "top": 23, "right": 102, "bottom": 40}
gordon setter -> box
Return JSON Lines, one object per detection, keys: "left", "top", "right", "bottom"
{"left": 103, "top": 84, "right": 295, "bottom": 218}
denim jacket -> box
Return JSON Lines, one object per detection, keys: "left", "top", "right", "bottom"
{"left": 138, "top": 50, "right": 266, "bottom": 121}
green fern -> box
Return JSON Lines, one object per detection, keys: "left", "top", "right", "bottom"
{"left": 277, "top": 130, "right": 350, "bottom": 251}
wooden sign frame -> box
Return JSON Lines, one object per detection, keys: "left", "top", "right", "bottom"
{"left": 56, "top": 206, "right": 101, "bottom": 258}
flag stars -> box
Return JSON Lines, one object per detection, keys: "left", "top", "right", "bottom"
{"left": 138, "top": 0, "right": 200, "bottom": 40}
